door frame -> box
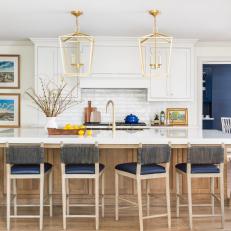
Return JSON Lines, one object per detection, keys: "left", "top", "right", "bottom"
{"left": 197, "top": 57, "right": 231, "bottom": 128}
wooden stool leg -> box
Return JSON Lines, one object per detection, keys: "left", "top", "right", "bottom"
{"left": 95, "top": 176, "right": 99, "bottom": 230}
{"left": 187, "top": 174, "right": 193, "bottom": 230}
{"left": 13, "top": 179, "right": 17, "bottom": 216}
{"left": 210, "top": 177, "right": 215, "bottom": 215}
{"left": 146, "top": 180, "right": 150, "bottom": 216}
{"left": 49, "top": 171, "right": 53, "bottom": 217}
{"left": 137, "top": 178, "right": 143, "bottom": 231}
{"left": 220, "top": 173, "right": 225, "bottom": 228}
{"left": 39, "top": 172, "right": 44, "bottom": 230}
{"left": 166, "top": 173, "right": 171, "bottom": 228}
{"left": 115, "top": 171, "right": 119, "bottom": 221}
{"left": 176, "top": 172, "right": 180, "bottom": 217}
{"left": 6, "top": 165, "right": 11, "bottom": 231}
{"left": 101, "top": 173, "right": 105, "bottom": 218}
{"left": 66, "top": 179, "right": 70, "bottom": 216}
{"left": 61, "top": 164, "right": 67, "bottom": 230}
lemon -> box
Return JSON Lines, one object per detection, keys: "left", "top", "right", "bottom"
{"left": 86, "top": 130, "right": 92, "bottom": 136}
{"left": 73, "top": 124, "right": 79, "bottom": 129}
{"left": 78, "top": 130, "right": 85, "bottom": 136}
{"left": 79, "top": 125, "right": 86, "bottom": 129}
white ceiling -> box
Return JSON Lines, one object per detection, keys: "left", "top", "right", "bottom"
{"left": 0, "top": 0, "right": 231, "bottom": 41}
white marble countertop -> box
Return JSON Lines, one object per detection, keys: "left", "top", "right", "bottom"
{"left": 0, "top": 127, "right": 231, "bottom": 145}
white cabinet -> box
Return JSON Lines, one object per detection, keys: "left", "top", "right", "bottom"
{"left": 147, "top": 46, "right": 193, "bottom": 101}
{"left": 169, "top": 48, "right": 191, "bottom": 99}
{"left": 149, "top": 77, "right": 168, "bottom": 99}
{"left": 34, "top": 44, "right": 79, "bottom": 97}
{"left": 36, "top": 47, "right": 60, "bottom": 94}
{"left": 31, "top": 38, "right": 195, "bottom": 101}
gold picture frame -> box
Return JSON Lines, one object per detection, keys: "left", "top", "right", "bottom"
{"left": 166, "top": 108, "right": 188, "bottom": 126}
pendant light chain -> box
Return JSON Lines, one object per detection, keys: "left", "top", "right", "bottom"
{"left": 153, "top": 15, "right": 157, "bottom": 66}
{"left": 75, "top": 15, "right": 80, "bottom": 33}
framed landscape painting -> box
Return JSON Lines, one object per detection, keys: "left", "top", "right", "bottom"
{"left": 0, "top": 94, "right": 20, "bottom": 128}
{"left": 0, "top": 55, "right": 20, "bottom": 89}
{"left": 166, "top": 108, "right": 188, "bottom": 126}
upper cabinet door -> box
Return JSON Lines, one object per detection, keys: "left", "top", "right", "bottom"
{"left": 149, "top": 76, "right": 168, "bottom": 99}
{"left": 92, "top": 45, "right": 141, "bottom": 78}
{"left": 36, "top": 46, "right": 78, "bottom": 97}
{"left": 169, "top": 48, "right": 191, "bottom": 99}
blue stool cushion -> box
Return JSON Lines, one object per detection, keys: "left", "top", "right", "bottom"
{"left": 11, "top": 163, "right": 52, "bottom": 174}
{"left": 65, "top": 163, "right": 105, "bottom": 174}
{"left": 115, "top": 162, "right": 166, "bottom": 175}
{"left": 175, "top": 163, "right": 220, "bottom": 174}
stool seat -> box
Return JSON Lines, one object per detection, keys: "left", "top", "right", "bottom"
{"left": 65, "top": 163, "right": 105, "bottom": 174}
{"left": 115, "top": 162, "right": 166, "bottom": 175}
{"left": 11, "top": 162, "right": 52, "bottom": 175}
{"left": 175, "top": 163, "right": 220, "bottom": 174}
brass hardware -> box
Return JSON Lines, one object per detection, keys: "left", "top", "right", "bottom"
{"left": 149, "top": 9, "right": 160, "bottom": 17}
{"left": 71, "top": 10, "right": 83, "bottom": 17}
{"left": 71, "top": 63, "right": 84, "bottom": 69}
{"left": 106, "top": 100, "right": 116, "bottom": 136}
{"left": 138, "top": 9, "right": 173, "bottom": 77}
{"left": 59, "top": 10, "right": 94, "bottom": 77}
{"left": 150, "top": 63, "right": 162, "bottom": 69}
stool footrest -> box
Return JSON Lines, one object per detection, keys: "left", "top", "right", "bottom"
{"left": 192, "top": 214, "right": 222, "bottom": 218}
{"left": 13, "top": 204, "right": 51, "bottom": 207}
{"left": 66, "top": 215, "right": 96, "bottom": 218}
{"left": 143, "top": 213, "right": 167, "bottom": 220}
{"left": 179, "top": 203, "right": 213, "bottom": 207}
{"left": 10, "top": 215, "right": 40, "bottom": 219}
{"left": 69, "top": 203, "right": 103, "bottom": 207}
{"left": 119, "top": 197, "right": 137, "bottom": 206}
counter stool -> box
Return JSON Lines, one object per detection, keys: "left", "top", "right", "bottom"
{"left": 175, "top": 144, "right": 225, "bottom": 230}
{"left": 115, "top": 144, "right": 171, "bottom": 231}
{"left": 61, "top": 143, "right": 105, "bottom": 230}
{"left": 6, "top": 143, "right": 53, "bottom": 230}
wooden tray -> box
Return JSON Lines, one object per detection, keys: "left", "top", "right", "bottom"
{"left": 47, "top": 128, "right": 86, "bottom": 135}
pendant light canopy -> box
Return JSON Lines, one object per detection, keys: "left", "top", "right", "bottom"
{"left": 59, "top": 10, "right": 94, "bottom": 77}
{"left": 138, "top": 9, "right": 173, "bottom": 77}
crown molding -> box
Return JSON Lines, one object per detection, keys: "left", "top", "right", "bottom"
{"left": 196, "top": 41, "right": 231, "bottom": 47}
{"left": 0, "top": 40, "right": 32, "bottom": 46}
{"left": 30, "top": 36, "right": 198, "bottom": 47}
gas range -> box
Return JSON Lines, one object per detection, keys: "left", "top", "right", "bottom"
{"left": 84, "top": 122, "right": 148, "bottom": 130}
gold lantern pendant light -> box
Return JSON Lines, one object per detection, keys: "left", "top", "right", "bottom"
{"left": 59, "top": 10, "right": 94, "bottom": 77}
{"left": 138, "top": 9, "right": 173, "bottom": 77}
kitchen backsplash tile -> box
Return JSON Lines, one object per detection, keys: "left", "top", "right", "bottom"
{"left": 53, "top": 89, "right": 193, "bottom": 126}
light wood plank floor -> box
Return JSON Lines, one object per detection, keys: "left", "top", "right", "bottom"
{"left": 1, "top": 204, "right": 231, "bottom": 231}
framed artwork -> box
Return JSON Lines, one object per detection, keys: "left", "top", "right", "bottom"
{"left": 166, "top": 108, "right": 188, "bottom": 126}
{"left": 0, "top": 94, "right": 20, "bottom": 128}
{"left": 0, "top": 55, "right": 20, "bottom": 89}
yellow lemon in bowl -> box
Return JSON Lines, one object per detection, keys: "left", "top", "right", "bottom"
{"left": 78, "top": 130, "right": 85, "bottom": 136}
{"left": 79, "top": 125, "right": 86, "bottom": 129}
{"left": 86, "top": 130, "right": 92, "bottom": 136}
{"left": 73, "top": 124, "right": 79, "bottom": 129}
{"left": 64, "top": 123, "right": 72, "bottom": 130}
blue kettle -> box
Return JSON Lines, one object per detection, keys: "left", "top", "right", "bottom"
{"left": 124, "top": 114, "right": 139, "bottom": 124}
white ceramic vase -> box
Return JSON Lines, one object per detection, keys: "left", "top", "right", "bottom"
{"left": 45, "top": 117, "right": 58, "bottom": 131}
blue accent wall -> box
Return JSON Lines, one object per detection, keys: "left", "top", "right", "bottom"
{"left": 203, "top": 64, "right": 231, "bottom": 130}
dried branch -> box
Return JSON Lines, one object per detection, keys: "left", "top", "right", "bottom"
{"left": 25, "top": 78, "right": 79, "bottom": 117}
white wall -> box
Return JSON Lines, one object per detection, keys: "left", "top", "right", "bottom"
{"left": 0, "top": 41, "right": 36, "bottom": 127}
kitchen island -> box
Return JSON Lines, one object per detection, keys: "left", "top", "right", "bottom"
{"left": 0, "top": 127, "right": 230, "bottom": 205}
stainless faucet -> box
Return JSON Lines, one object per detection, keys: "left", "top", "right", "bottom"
{"left": 106, "top": 100, "right": 116, "bottom": 135}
